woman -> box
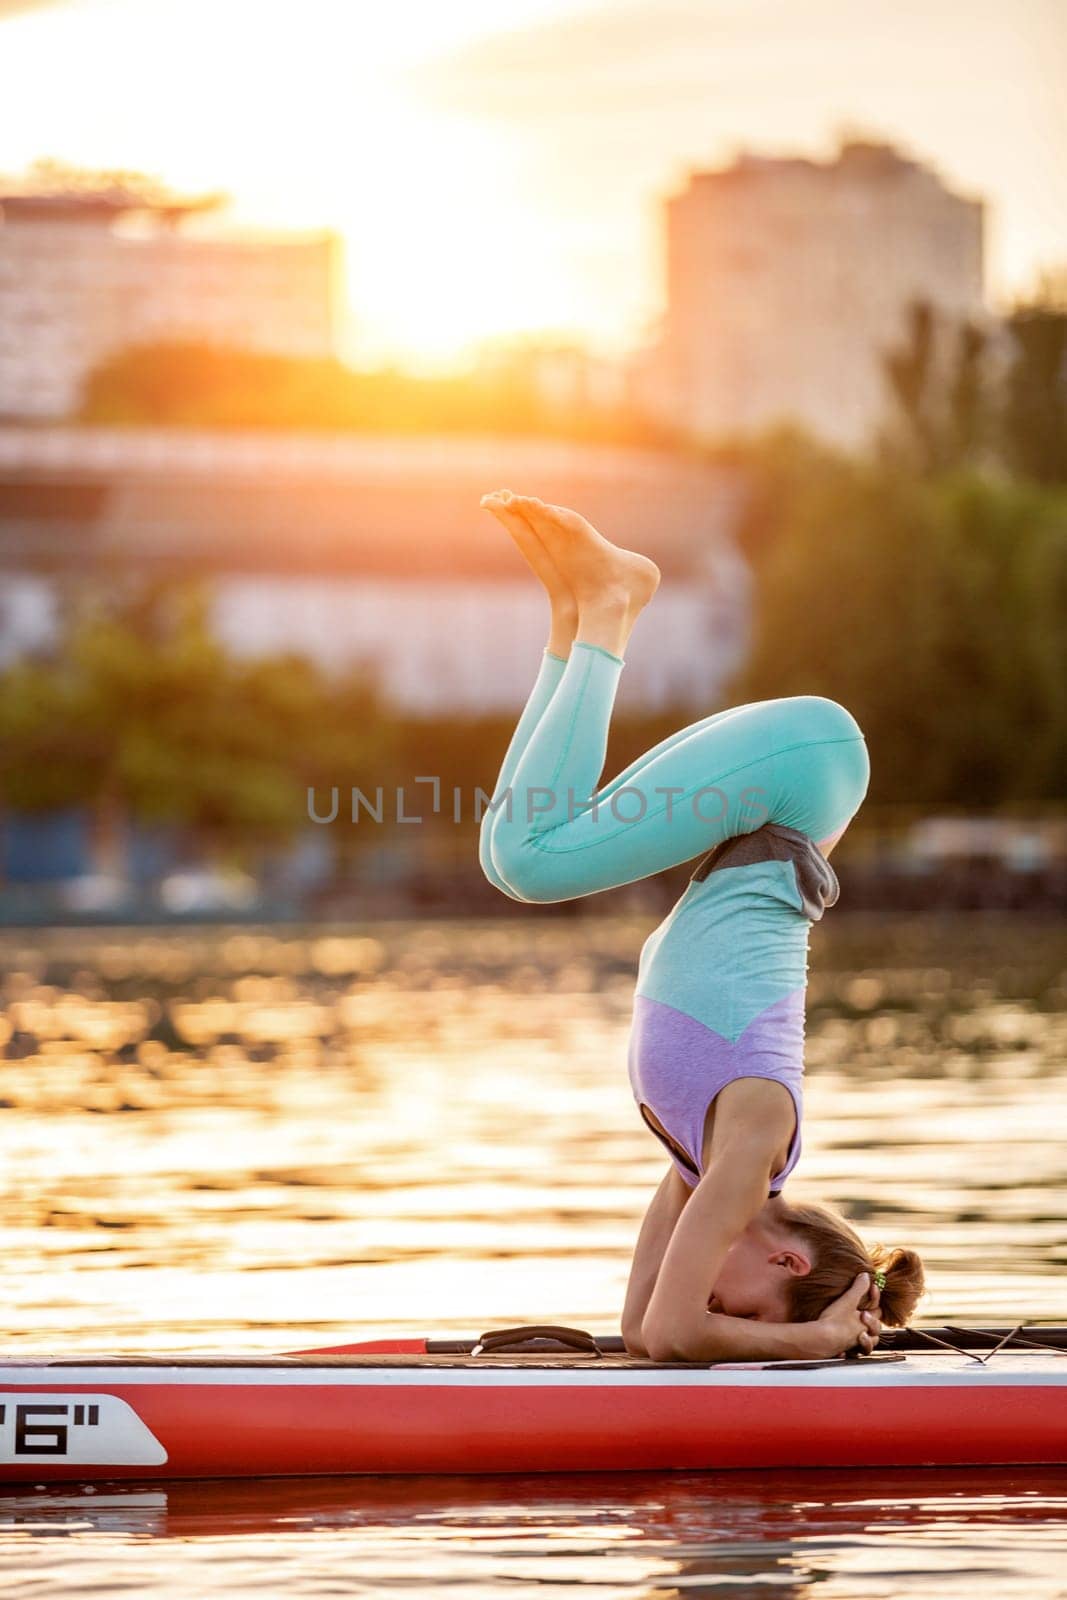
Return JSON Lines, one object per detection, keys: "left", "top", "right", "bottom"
{"left": 478, "top": 489, "right": 925, "bottom": 1363}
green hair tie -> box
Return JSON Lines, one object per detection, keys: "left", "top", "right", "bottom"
{"left": 873, "top": 1269, "right": 887, "bottom": 1291}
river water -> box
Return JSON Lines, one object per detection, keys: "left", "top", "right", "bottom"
{"left": 1, "top": 914, "right": 1065, "bottom": 1596}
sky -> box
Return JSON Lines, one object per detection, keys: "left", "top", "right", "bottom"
{"left": 0, "top": 0, "right": 1064, "bottom": 368}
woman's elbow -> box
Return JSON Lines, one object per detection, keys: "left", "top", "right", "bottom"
{"left": 621, "top": 1318, "right": 649, "bottom": 1358}
{"left": 641, "top": 1313, "right": 689, "bottom": 1364}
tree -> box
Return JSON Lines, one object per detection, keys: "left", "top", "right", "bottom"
{"left": 946, "top": 320, "right": 989, "bottom": 465}
{"left": 731, "top": 440, "right": 1067, "bottom": 807}
{"left": 1002, "top": 307, "right": 1067, "bottom": 485}
{"left": 881, "top": 302, "right": 989, "bottom": 474}
{"left": 0, "top": 586, "right": 395, "bottom": 859}
{"left": 883, "top": 301, "right": 941, "bottom": 472}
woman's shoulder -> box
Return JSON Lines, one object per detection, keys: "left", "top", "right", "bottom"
{"left": 701, "top": 1076, "right": 798, "bottom": 1177}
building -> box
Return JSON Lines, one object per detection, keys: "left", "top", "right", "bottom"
{"left": 0, "top": 426, "right": 753, "bottom": 902}
{"left": 642, "top": 140, "right": 985, "bottom": 448}
{"left": 0, "top": 425, "right": 749, "bottom": 716}
{"left": 0, "top": 187, "right": 339, "bottom": 420}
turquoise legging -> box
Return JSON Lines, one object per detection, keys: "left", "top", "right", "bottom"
{"left": 480, "top": 643, "right": 870, "bottom": 904}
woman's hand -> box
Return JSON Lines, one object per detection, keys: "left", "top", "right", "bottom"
{"left": 809, "top": 1272, "right": 882, "bottom": 1357}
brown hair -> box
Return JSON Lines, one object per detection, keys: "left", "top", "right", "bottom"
{"left": 776, "top": 1200, "right": 925, "bottom": 1327}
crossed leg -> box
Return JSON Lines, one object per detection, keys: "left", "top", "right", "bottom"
{"left": 478, "top": 495, "right": 869, "bottom": 904}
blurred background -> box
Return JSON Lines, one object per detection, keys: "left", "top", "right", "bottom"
{"left": 0, "top": 0, "right": 1064, "bottom": 921}
{"left": 0, "top": 0, "right": 1064, "bottom": 1368}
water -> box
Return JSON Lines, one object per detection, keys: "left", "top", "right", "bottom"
{"left": 1, "top": 914, "right": 1065, "bottom": 1595}
{"left": 2, "top": 1470, "right": 1066, "bottom": 1598}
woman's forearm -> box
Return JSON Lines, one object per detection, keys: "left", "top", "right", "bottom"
{"left": 621, "top": 1168, "right": 690, "bottom": 1352}
{"left": 643, "top": 1311, "right": 828, "bottom": 1364}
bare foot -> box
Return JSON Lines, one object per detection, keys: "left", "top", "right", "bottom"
{"left": 512, "top": 497, "right": 660, "bottom": 657}
{"left": 481, "top": 489, "right": 577, "bottom": 656}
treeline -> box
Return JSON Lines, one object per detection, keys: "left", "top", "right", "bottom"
{"left": 80, "top": 341, "right": 671, "bottom": 447}
{"left": 79, "top": 296, "right": 1067, "bottom": 490}
{"left": 730, "top": 435, "right": 1067, "bottom": 807}
{"left": 0, "top": 595, "right": 393, "bottom": 859}
{"left": 722, "top": 291, "right": 1067, "bottom": 807}
{"left": 0, "top": 592, "right": 705, "bottom": 865}
{"left": 881, "top": 297, "right": 1067, "bottom": 484}
{"left": 3, "top": 450, "right": 1063, "bottom": 862}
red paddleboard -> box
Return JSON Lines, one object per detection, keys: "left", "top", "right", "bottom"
{"left": 2, "top": 1325, "right": 1064, "bottom": 1483}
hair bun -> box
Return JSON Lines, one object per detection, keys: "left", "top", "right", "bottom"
{"left": 871, "top": 1245, "right": 925, "bottom": 1327}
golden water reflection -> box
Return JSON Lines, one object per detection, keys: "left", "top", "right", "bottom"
{"left": 1, "top": 916, "right": 1065, "bottom": 1353}
{"left": 0, "top": 1470, "right": 1065, "bottom": 1600}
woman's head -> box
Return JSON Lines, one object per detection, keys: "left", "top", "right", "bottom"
{"left": 709, "top": 1197, "right": 925, "bottom": 1327}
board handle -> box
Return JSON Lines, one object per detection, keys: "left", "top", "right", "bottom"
{"left": 471, "top": 1324, "right": 602, "bottom": 1357}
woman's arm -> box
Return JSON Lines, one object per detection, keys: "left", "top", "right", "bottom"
{"left": 621, "top": 1165, "right": 691, "bottom": 1354}
{"left": 641, "top": 1136, "right": 803, "bottom": 1361}
{"left": 641, "top": 1151, "right": 876, "bottom": 1362}
{"left": 640, "top": 1081, "right": 875, "bottom": 1362}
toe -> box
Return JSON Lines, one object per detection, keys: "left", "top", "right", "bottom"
{"left": 515, "top": 497, "right": 564, "bottom": 538}
{"left": 487, "top": 503, "right": 532, "bottom": 541}
{"left": 546, "top": 502, "right": 588, "bottom": 531}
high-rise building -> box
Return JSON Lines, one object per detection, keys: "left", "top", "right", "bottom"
{"left": 642, "top": 140, "right": 984, "bottom": 447}
{"left": 0, "top": 188, "right": 339, "bottom": 419}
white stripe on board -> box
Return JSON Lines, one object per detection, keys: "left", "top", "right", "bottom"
{"left": 1, "top": 1360, "right": 1063, "bottom": 1391}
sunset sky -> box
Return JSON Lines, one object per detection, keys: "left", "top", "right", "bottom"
{"left": 1, "top": 0, "right": 1064, "bottom": 367}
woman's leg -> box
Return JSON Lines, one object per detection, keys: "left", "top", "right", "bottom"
{"left": 476, "top": 496, "right": 585, "bottom": 902}
{"left": 480, "top": 490, "right": 686, "bottom": 899}
{"left": 479, "top": 648, "right": 568, "bottom": 899}
{"left": 488, "top": 644, "right": 869, "bottom": 902}
{"left": 477, "top": 496, "right": 581, "bottom": 899}
{"left": 477, "top": 492, "right": 870, "bottom": 903}
{"left": 482, "top": 656, "right": 755, "bottom": 899}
